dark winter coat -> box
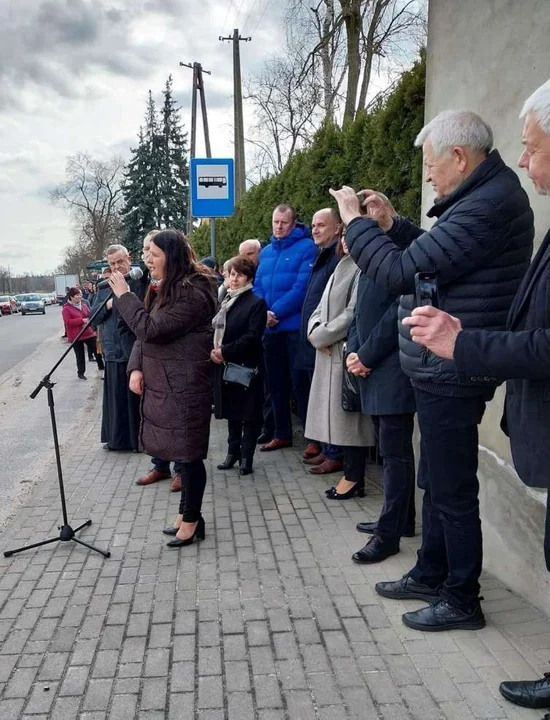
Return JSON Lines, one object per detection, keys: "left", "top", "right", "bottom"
{"left": 213, "top": 290, "right": 267, "bottom": 423}
{"left": 118, "top": 273, "right": 217, "bottom": 463}
{"left": 347, "top": 273, "right": 415, "bottom": 416}
{"left": 453, "top": 229, "right": 550, "bottom": 489}
{"left": 253, "top": 223, "right": 317, "bottom": 334}
{"left": 346, "top": 150, "right": 534, "bottom": 397}
{"left": 91, "top": 274, "right": 147, "bottom": 363}
{"left": 296, "top": 240, "right": 339, "bottom": 371}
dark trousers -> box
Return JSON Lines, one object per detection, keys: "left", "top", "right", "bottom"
{"left": 343, "top": 446, "right": 368, "bottom": 486}
{"left": 410, "top": 389, "right": 487, "bottom": 611}
{"left": 72, "top": 338, "right": 99, "bottom": 376}
{"left": 373, "top": 414, "right": 416, "bottom": 542}
{"left": 263, "top": 331, "right": 310, "bottom": 440}
{"left": 228, "top": 418, "right": 261, "bottom": 459}
{"left": 178, "top": 459, "right": 207, "bottom": 523}
{"left": 545, "top": 493, "right": 550, "bottom": 572}
{"left": 152, "top": 457, "right": 182, "bottom": 475}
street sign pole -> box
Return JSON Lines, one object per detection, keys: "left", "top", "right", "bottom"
{"left": 210, "top": 218, "right": 216, "bottom": 259}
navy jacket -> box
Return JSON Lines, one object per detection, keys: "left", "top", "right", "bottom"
{"left": 454, "top": 229, "right": 550, "bottom": 489}
{"left": 346, "top": 150, "right": 534, "bottom": 397}
{"left": 347, "top": 273, "right": 415, "bottom": 416}
{"left": 296, "top": 241, "right": 339, "bottom": 370}
{"left": 254, "top": 223, "right": 317, "bottom": 334}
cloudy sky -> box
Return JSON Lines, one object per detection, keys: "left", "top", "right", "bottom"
{"left": 0, "top": 0, "right": 285, "bottom": 274}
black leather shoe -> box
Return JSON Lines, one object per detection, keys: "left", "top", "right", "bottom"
{"left": 375, "top": 574, "right": 440, "bottom": 603}
{"left": 352, "top": 536, "right": 399, "bottom": 564}
{"left": 499, "top": 672, "right": 550, "bottom": 709}
{"left": 239, "top": 457, "right": 253, "bottom": 476}
{"left": 357, "top": 521, "right": 415, "bottom": 538}
{"left": 325, "top": 483, "right": 365, "bottom": 500}
{"left": 257, "top": 432, "right": 272, "bottom": 445}
{"left": 167, "top": 516, "right": 205, "bottom": 547}
{"left": 217, "top": 454, "right": 240, "bottom": 470}
{"left": 162, "top": 527, "right": 178, "bottom": 536}
{"left": 402, "top": 599, "right": 485, "bottom": 632}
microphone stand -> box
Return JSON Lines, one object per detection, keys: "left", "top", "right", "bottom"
{"left": 4, "top": 291, "right": 115, "bottom": 559}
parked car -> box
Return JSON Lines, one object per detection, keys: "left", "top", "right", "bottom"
{"left": 0, "top": 296, "right": 17, "bottom": 314}
{"left": 17, "top": 294, "right": 46, "bottom": 315}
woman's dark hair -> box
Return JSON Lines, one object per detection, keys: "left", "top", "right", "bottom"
{"left": 336, "top": 232, "right": 346, "bottom": 259}
{"left": 67, "top": 287, "right": 81, "bottom": 299}
{"left": 229, "top": 255, "right": 256, "bottom": 281}
{"left": 146, "top": 229, "right": 211, "bottom": 310}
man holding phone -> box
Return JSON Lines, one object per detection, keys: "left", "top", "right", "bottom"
{"left": 330, "top": 110, "right": 534, "bottom": 632}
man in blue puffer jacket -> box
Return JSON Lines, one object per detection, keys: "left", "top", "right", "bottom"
{"left": 331, "top": 110, "right": 534, "bottom": 634}
{"left": 254, "top": 204, "right": 317, "bottom": 451}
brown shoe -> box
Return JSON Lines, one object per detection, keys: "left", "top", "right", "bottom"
{"left": 170, "top": 473, "right": 182, "bottom": 492}
{"left": 309, "top": 459, "right": 344, "bottom": 475}
{"left": 260, "top": 438, "right": 293, "bottom": 452}
{"left": 135, "top": 469, "right": 171, "bottom": 486}
{"left": 302, "top": 442, "right": 322, "bottom": 459}
{"left": 303, "top": 454, "right": 327, "bottom": 466}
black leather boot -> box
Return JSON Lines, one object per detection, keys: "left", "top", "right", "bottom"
{"left": 239, "top": 457, "right": 253, "bottom": 476}
{"left": 217, "top": 454, "right": 240, "bottom": 470}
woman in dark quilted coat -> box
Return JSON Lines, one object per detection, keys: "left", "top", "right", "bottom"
{"left": 109, "top": 229, "right": 217, "bottom": 549}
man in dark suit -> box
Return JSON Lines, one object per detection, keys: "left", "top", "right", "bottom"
{"left": 403, "top": 78, "right": 550, "bottom": 712}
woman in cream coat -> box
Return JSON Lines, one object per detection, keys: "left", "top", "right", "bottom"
{"left": 305, "top": 237, "right": 375, "bottom": 499}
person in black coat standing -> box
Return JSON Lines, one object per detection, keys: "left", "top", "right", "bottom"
{"left": 331, "top": 110, "right": 534, "bottom": 633}
{"left": 346, "top": 273, "right": 416, "bottom": 564}
{"left": 211, "top": 256, "right": 267, "bottom": 476}
{"left": 403, "top": 80, "right": 550, "bottom": 711}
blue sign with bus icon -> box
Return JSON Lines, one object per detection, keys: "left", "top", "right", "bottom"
{"left": 191, "top": 158, "right": 235, "bottom": 218}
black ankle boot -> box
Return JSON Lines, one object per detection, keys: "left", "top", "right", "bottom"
{"left": 217, "top": 454, "right": 240, "bottom": 470}
{"left": 239, "top": 457, "right": 253, "bottom": 476}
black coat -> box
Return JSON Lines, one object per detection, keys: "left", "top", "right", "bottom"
{"left": 454, "top": 229, "right": 550, "bottom": 489}
{"left": 296, "top": 242, "right": 339, "bottom": 370}
{"left": 346, "top": 150, "right": 534, "bottom": 396}
{"left": 347, "top": 273, "right": 415, "bottom": 416}
{"left": 213, "top": 290, "right": 267, "bottom": 422}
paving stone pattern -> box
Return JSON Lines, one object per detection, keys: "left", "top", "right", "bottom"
{"left": 0, "top": 394, "right": 549, "bottom": 718}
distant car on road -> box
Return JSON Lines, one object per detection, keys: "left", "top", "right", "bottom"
{"left": 17, "top": 294, "right": 46, "bottom": 315}
{"left": 0, "top": 296, "right": 18, "bottom": 314}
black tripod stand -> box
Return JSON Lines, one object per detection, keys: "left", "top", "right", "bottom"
{"left": 4, "top": 292, "right": 114, "bottom": 559}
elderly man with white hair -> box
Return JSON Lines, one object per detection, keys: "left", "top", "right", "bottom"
{"left": 402, "top": 82, "right": 550, "bottom": 710}
{"left": 239, "top": 238, "right": 262, "bottom": 266}
{"left": 330, "top": 109, "right": 534, "bottom": 632}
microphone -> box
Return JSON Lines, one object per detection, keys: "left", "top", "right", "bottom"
{"left": 96, "top": 266, "right": 143, "bottom": 289}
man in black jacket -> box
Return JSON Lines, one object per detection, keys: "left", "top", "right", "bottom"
{"left": 297, "top": 208, "right": 343, "bottom": 473}
{"left": 331, "top": 110, "right": 534, "bottom": 632}
{"left": 403, "top": 80, "right": 550, "bottom": 710}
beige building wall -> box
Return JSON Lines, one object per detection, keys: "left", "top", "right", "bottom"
{"left": 422, "top": 0, "right": 550, "bottom": 612}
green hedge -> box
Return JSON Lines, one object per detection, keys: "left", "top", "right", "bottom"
{"left": 192, "top": 51, "right": 425, "bottom": 260}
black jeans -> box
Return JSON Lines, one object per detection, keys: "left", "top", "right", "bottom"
{"left": 263, "top": 332, "right": 310, "bottom": 440}
{"left": 178, "top": 459, "right": 207, "bottom": 523}
{"left": 72, "top": 338, "right": 99, "bottom": 376}
{"left": 228, "top": 418, "right": 261, "bottom": 459}
{"left": 372, "top": 414, "right": 416, "bottom": 542}
{"left": 409, "top": 389, "right": 487, "bottom": 611}
{"left": 343, "top": 446, "right": 368, "bottom": 486}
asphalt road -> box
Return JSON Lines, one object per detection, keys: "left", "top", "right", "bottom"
{"left": 0, "top": 305, "right": 100, "bottom": 532}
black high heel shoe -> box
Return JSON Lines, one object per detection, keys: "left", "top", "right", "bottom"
{"left": 162, "top": 526, "right": 178, "bottom": 536}
{"left": 325, "top": 483, "right": 365, "bottom": 500}
{"left": 166, "top": 516, "right": 206, "bottom": 547}
{"left": 239, "top": 457, "right": 253, "bottom": 476}
{"left": 217, "top": 454, "right": 240, "bottom": 470}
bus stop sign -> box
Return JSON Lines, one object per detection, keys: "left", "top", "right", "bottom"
{"left": 190, "top": 158, "right": 235, "bottom": 218}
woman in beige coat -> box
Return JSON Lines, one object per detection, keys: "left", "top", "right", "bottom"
{"left": 305, "top": 237, "right": 375, "bottom": 499}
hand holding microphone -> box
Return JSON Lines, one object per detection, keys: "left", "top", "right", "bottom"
{"left": 101, "top": 267, "right": 143, "bottom": 298}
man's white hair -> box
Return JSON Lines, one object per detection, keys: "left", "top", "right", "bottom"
{"left": 106, "top": 243, "right": 129, "bottom": 257}
{"left": 239, "top": 238, "right": 261, "bottom": 252}
{"left": 414, "top": 110, "right": 493, "bottom": 156}
{"left": 520, "top": 79, "right": 550, "bottom": 134}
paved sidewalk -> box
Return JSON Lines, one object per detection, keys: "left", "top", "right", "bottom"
{"left": 0, "top": 390, "right": 549, "bottom": 719}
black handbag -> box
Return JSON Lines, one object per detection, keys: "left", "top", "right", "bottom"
{"left": 223, "top": 362, "right": 257, "bottom": 388}
{"left": 341, "top": 345, "right": 362, "bottom": 413}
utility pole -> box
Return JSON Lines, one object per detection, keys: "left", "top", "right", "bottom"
{"left": 219, "top": 29, "right": 251, "bottom": 204}
{"left": 180, "top": 61, "right": 214, "bottom": 248}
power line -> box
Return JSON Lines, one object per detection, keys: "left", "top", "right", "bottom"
{"left": 233, "top": 0, "right": 247, "bottom": 29}
{"left": 241, "top": 0, "right": 261, "bottom": 34}
{"left": 220, "top": 0, "right": 236, "bottom": 37}
{"left": 253, "top": 0, "right": 274, "bottom": 33}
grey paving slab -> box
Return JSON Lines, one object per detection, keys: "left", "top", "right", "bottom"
{"left": 0, "top": 394, "right": 548, "bottom": 719}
